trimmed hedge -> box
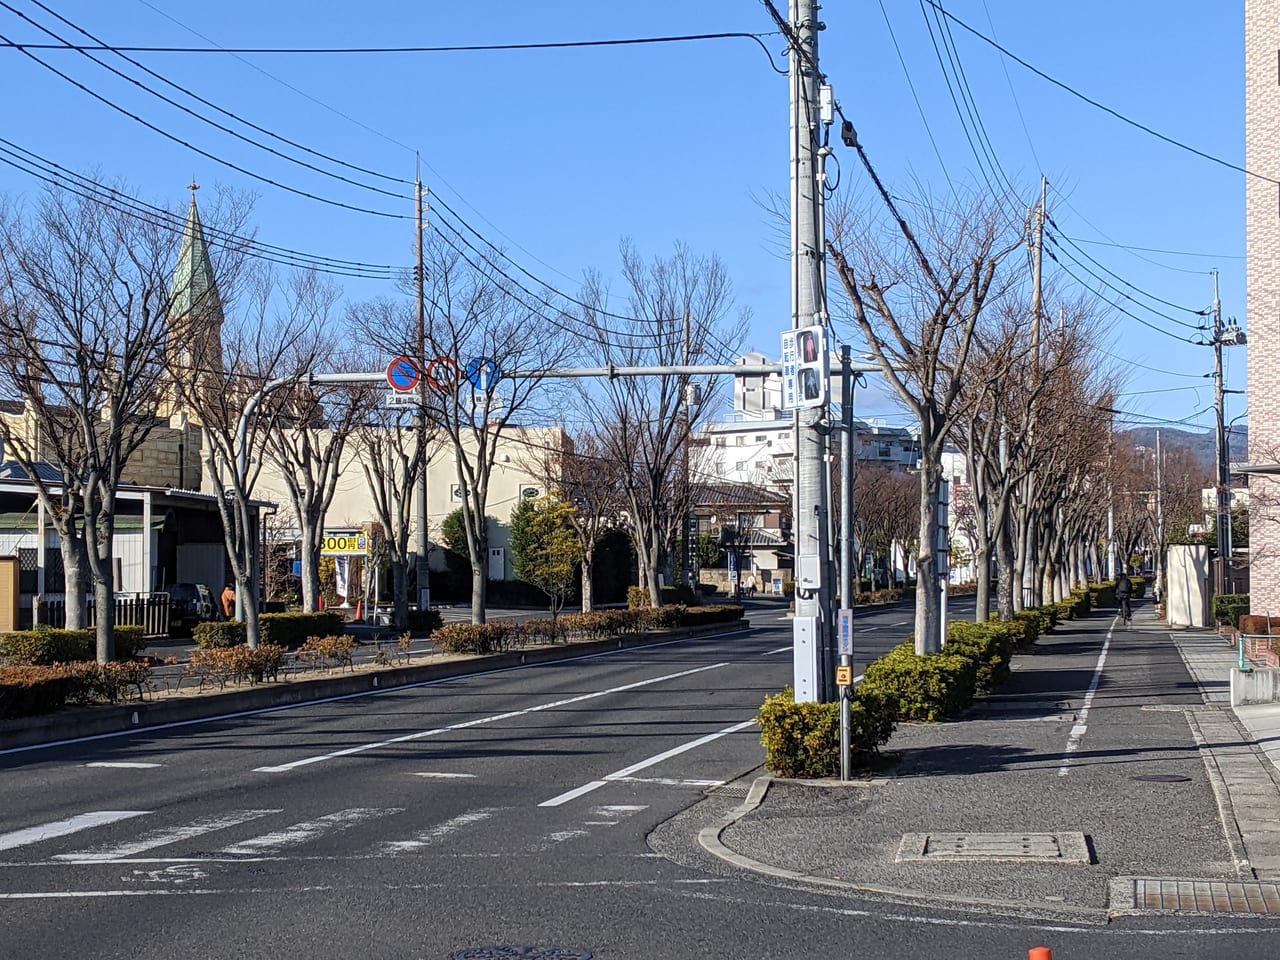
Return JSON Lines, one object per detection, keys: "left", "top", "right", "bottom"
{"left": 946, "top": 620, "right": 1020, "bottom": 696}
{"left": 757, "top": 686, "right": 898, "bottom": 778}
{"left": 193, "top": 620, "right": 247, "bottom": 648}
{"left": 407, "top": 608, "right": 443, "bottom": 635}
{"left": 1090, "top": 582, "right": 1117, "bottom": 608}
{"left": 679, "top": 604, "right": 745, "bottom": 626}
{"left": 0, "top": 660, "right": 153, "bottom": 718}
{"left": 0, "top": 626, "right": 145, "bottom": 665}
{"left": 860, "top": 642, "right": 977, "bottom": 722}
{"left": 1214, "top": 594, "right": 1250, "bottom": 628}
{"left": 1129, "top": 576, "right": 1148, "bottom": 599}
{"left": 627, "top": 584, "right": 699, "bottom": 608}
{"left": 186, "top": 644, "right": 287, "bottom": 688}
{"left": 260, "top": 612, "right": 346, "bottom": 649}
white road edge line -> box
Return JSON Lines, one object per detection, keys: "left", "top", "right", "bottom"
{"left": 84, "top": 762, "right": 162, "bottom": 769}
{"left": 539, "top": 719, "right": 758, "bottom": 807}
{"left": 1058, "top": 617, "right": 1115, "bottom": 777}
{"left": 0, "top": 629, "right": 751, "bottom": 758}
{"left": 255, "top": 662, "right": 730, "bottom": 773}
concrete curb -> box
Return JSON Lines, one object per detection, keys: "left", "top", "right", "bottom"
{"left": 695, "top": 774, "right": 1110, "bottom": 923}
{"left": 1, "top": 621, "right": 748, "bottom": 752}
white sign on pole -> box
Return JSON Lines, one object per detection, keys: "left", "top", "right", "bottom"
{"left": 780, "top": 325, "right": 829, "bottom": 410}
{"left": 385, "top": 391, "right": 418, "bottom": 409}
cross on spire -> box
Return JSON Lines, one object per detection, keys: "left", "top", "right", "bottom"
{"left": 188, "top": 179, "right": 199, "bottom": 193}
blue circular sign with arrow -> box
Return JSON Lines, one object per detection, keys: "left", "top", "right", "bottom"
{"left": 465, "top": 356, "right": 501, "bottom": 392}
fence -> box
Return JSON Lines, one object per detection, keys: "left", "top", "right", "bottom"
{"left": 37, "top": 593, "right": 171, "bottom": 638}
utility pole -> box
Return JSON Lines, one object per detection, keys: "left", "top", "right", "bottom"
{"left": 838, "top": 345, "right": 855, "bottom": 779}
{"left": 789, "top": 0, "right": 834, "bottom": 703}
{"left": 415, "top": 170, "right": 431, "bottom": 618}
{"left": 1155, "top": 429, "right": 1165, "bottom": 586}
{"left": 682, "top": 309, "right": 693, "bottom": 589}
{"left": 1212, "top": 269, "right": 1230, "bottom": 594}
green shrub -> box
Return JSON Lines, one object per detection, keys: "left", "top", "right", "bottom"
{"left": 193, "top": 620, "right": 247, "bottom": 648}
{"left": 945, "top": 621, "right": 1018, "bottom": 696}
{"left": 860, "top": 643, "right": 977, "bottom": 722}
{"left": 1071, "top": 588, "right": 1092, "bottom": 614}
{"left": 1214, "top": 594, "right": 1250, "bottom": 628}
{"left": 757, "top": 686, "right": 898, "bottom": 778}
{"left": 0, "top": 664, "right": 74, "bottom": 718}
{"left": 260, "top": 612, "right": 346, "bottom": 649}
{"left": 0, "top": 626, "right": 143, "bottom": 664}
{"left": 627, "top": 586, "right": 650, "bottom": 608}
{"left": 661, "top": 584, "right": 699, "bottom": 606}
{"left": 1010, "top": 609, "right": 1045, "bottom": 645}
{"left": 1129, "top": 576, "right": 1147, "bottom": 599}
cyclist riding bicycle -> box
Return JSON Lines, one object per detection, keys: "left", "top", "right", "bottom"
{"left": 1115, "top": 574, "right": 1133, "bottom": 624}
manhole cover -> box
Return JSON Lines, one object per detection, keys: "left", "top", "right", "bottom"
{"left": 1132, "top": 774, "right": 1192, "bottom": 783}
{"left": 895, "top": 832, "right": 1090, "bottom": 864}
{"left": 452, "top": 950, "right": 592, "bottom": 960}
{"left": 1114, "top": 877, "right": 1280, "bottom": 915}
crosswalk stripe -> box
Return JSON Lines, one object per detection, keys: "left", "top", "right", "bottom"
{"left": 219, "top": 808, "right": 396, "bottom": 856}
{"left": 380, "top": 808, "right": 498, "bottom": 853}
{"left": 54, "top": 810, "right": 282, "bottom": 862}
{"left": 0, "top": 811, "right": 150, "bottom": 852}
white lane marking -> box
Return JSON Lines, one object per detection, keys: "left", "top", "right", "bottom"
{"left": 539, "top": 719, "right": 757, "bottom": 807}
{"left": 255, "top": 662, "right": 730, "bottom": 773}
{"left": 764, "top": 645, "right": 791, "bottom": 655}
{"left": 380, "top": 808, "right": 498, "bottom": 853}
{"left": 85, "top": 762, "right": 162, "bottom": 769}
{"left": 410, "top": 772, "right": 475, "bottom": 779}
{"left": 0, "top": 630, "right": 748, "bottom": 758}
{"left": 219, "top": 807, "right": 395, "bottom": 855}
{"left": 891, "top": 621, "right": 910, "bottom": 626}
{"left": 610, "top": 776, "right": 724, "bottom": 787}
{"left": 1058, "top": 618, "right": 1114, "bottom": 777}
{"left": 56, "top": 809, "right": 281, "bottom": 862}
{"left": 0, "top": 811, "right": 149, "bottom": 852}
{"left": 547, "top": 830, "right": 590, "bottom": 843}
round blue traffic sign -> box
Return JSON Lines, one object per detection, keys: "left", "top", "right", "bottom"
{"left": 465, "top": 356, "right": 500, "bottom": 392}
{"left": 386, "top": 356, "right": 421, "bottom": 392}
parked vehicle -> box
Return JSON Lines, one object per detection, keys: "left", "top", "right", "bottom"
{"left": 163, "top": 582, "right": 217, "bottom": 636}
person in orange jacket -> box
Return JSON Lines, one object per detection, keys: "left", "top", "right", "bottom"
{"left": 221, "top": 584, "right": 236, "bottom": 620}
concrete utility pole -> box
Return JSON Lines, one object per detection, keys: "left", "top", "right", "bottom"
{"left": 1212, "top": 270, "right": 1231, "bottom": 592}
{"left": 789, "top": 0, "right": 834, "bottom": 703}
{"left": 838, "top": 345, "right": 855, "bottom": 778}
{"left": 415, "top": 172, "right": 432, "bottom": 617}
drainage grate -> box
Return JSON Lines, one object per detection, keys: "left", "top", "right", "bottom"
{"left": 1113, "top": 877, "right": 1280, "bottom": 915}
{"left": 704, "top": 783, "right": 752, "bottom": 799}
{"left": 451, "top": 949, "right": 593, "bottom": 960}
{"left": 895, "top": 832, "right": 1091, "bottom": 864}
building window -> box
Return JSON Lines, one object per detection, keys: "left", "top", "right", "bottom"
{"left": 736, "top": 436, "right": 745, "bottom": 446}
{"left": 755, "top": 435, "right": 767, "bottom": 442}
{"left": 714, "top": 437, "right": 726, "bottom": 447}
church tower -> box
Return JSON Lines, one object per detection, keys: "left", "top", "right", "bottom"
{"left": 161, "top": 183, "right": 224, "bottom": 422}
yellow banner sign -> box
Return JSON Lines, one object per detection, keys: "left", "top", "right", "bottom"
{"left": 321, "top": 532, "right": 370, "bottom": 557}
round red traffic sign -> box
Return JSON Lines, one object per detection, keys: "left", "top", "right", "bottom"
{"left": 426, "top": 357, "right": 460, "bottom": 393}
{"left": 387, "top": 356, "right": 421, "bottom": 392}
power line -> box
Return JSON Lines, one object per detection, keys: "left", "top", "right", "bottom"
{"left": 1052, "top": 253, "right": 1206, "bottom": 346}
{"left": 0, "top": 137, "right": 405, "bottom": 278}
{"left": 17, "top": 0, "right": 412, "bottom": 191}
{"left": 0, "top": 30, "right": 783, "bottom": 58}
{"left": 1065, "top": 235, "right": 1241, "bottom": 262}
{"left": 0, "top": 25, "right": 412, "bottom": 220}
{"left": 922, "top": 0, "right": 1280, "bottom": 186}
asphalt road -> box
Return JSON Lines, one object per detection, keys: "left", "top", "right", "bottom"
{"left": 5, "top": 597, "right": 1278, "bottom": 960}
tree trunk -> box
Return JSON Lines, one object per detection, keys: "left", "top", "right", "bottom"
{"left": 93, "top": 562, "right": 115, "bottom": 664}
{"left": 59, "top": 533, "right": 88, "bottom": 630}
{"left": 392, "top": 558, "right": 409, "bottom": 630}
{"left": 300, "top": 537, "right": 321, "bottom": 613}
{"left": 580, "top": 545, "right": 595, "bottom": 613}
{"left": 995, "top": 510, "right": 1016, "bottom": 621}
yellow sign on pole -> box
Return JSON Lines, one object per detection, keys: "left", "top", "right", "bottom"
{"left": 836, "top": 665, "right": 853, "bottom": 687}
{"left": 321, "top": 532, "right": 370, "bottom": 557}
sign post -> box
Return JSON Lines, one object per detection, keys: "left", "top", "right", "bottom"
{"left": 837, "top": 606, "right": 854, "bottom": 780}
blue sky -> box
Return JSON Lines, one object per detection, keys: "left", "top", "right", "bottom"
{"left": 0, "top": 1, "right": 1248, "bottom": 435}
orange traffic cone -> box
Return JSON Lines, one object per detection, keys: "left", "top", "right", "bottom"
{"left": 354, "top": 598, "right": 364, "bottom": 622}
{"left": 1029, "top": 949, "right": 1053, "bottom": 960}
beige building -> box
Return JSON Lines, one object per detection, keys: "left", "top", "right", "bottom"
{"left": 1247, "top": 0, "right": 1279, "bottom": 612}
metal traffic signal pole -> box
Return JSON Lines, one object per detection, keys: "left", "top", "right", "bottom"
{"left": 415, "top": 174, "right": 432, "bottom": 618}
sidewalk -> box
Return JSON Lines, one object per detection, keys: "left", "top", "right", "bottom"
{"left": 698, "top": 602, "right": 1280, "bottom": 919}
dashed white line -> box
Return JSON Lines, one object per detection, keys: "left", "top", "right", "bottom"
{"left": 84, "top": 762, "right": 162, "bottom": 769}
{"left": 219, "top": 807, "right": 394, "bottom": 856}
{"left": 55, "top": 809, "right": 280, "bottom": 862}
{"left": 1058, "top": 618, "right": 1114, "bottom": 776}
{"left": 410, "top": 772, "right": 475, "bottom": 779}
{"left": 0, "top": 811, "right": 149, "bottom": 852}
{"left": 381, "top": 808, "right": 497, "bottom": 853}
{"left": 255, "top": 662, "right": 730, "bottom": 773}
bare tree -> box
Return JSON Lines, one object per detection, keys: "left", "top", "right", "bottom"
{"left": 348, "top": 300, "right": 437, "bottom": 630}
{"left": 828, "top": 192, "right": 1021, "bottom": 652}
{"left": 580, "top": 240, "right": 748, "bottom": 606}
{"left": 263, "top": 275, "right": 373, "bottom": 612}
{"left": 0, "top": 184, "right": 248, "bottom": 659}
{"left": 174, "top": 266, "right": 323, "bottom": 648}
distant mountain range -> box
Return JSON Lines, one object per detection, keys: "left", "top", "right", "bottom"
{"left": 1121, "top": 426, "right": 1249, "bottom": 468}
